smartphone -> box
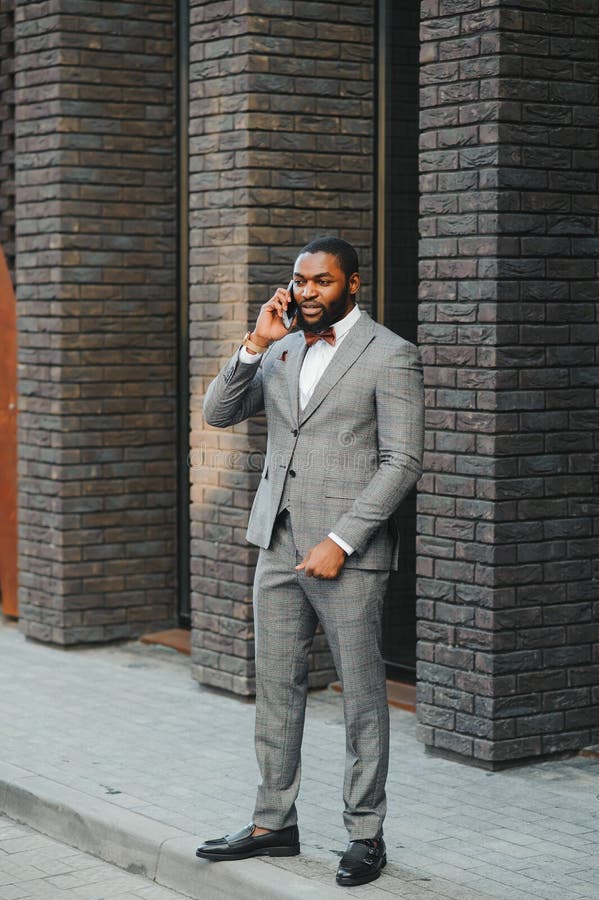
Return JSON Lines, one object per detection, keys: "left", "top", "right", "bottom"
{"left": 282, "top": 282, "right": 299, "bottom": 330}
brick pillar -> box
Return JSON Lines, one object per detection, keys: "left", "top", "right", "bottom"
{"left": 189, "top": 0, "right": 375, "bottom": 694}
{"left": 0, "top": 0, "right": 15, "bottom": 278}
{"left": 15, "top": 0, "right": 178, "bottom": 643}
{"left": 417, "top": 0, "right": 599, "bottom": 767}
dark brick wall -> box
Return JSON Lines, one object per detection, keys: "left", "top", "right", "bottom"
{"left": 189, "top": 0, "right": 375, "bottom": 694}
{"left": 9, "top": 0, "right": 595, "bottom": 765}
{"left": 15, "top": 0, "right": 178, "bottom": 644}
{"left": 0, "top": 0, "right": 15, "bottom": 277}
{"left": 417, "top": 0, "right": 599, "bottom": 766}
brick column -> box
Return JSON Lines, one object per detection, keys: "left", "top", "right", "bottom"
{"left": 0, "top": 0, "right": 15, "bottom": 278}
{"left": 15, "top": 0, "right": 178, "bottom": 643}
{"left": 417, "top": 0, "right": 599, "bottom": 767}
{"left": 189, "top": 0, "right": 375, "bottom": 694}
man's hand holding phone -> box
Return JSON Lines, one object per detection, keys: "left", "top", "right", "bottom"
{"left": 249, "top": 283, "right": 298, "bottom": 351}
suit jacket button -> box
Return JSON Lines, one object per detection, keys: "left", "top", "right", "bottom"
{"left": 291, "top": 429, "right": 298, "bottom": 436}
{"left": 289, "top": 469, "right": 296, "bottom": 477}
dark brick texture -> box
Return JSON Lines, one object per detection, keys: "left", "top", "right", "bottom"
{"left": 7, "top": 0, "right": 597, "bottom": 768}
{"left": 15, "top": 0, "right": 178, "bottom": 644}
{"left": 189, "top": 0, "right": 375, "bottom": 695}
{"left": 417, "top": 0, "right": 599, "bottom": 766}
{"left": 0, "top": 0, "right": 15, "bottom": 277}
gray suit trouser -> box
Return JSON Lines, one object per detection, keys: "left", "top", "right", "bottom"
{"left": 252, "top": 510, "right": 390, "bottom": 840}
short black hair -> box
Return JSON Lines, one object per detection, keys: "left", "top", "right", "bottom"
{"left": 297, "top": 236, "right": 359, "bottom": 281}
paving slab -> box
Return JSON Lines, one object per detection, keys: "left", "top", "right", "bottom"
{"left": 1, "top": 620, "right": 598, "bottom": 900}
{"left": 0, "top": 813, "right": 186, "bottom": 899}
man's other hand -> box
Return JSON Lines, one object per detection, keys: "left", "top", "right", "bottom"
{"left": 295, "top": 537, "right": 346, "bottom": 579}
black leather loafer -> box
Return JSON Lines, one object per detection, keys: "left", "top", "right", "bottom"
{"left": 336, "top": 837, "right": 387, "bottom": 886}
{"left": 195, "top": 822, "right": 300, "bottom": 861}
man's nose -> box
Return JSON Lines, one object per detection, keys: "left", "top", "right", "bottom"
{"left": 301, "top": 284, "right": 317, "bottom": 298}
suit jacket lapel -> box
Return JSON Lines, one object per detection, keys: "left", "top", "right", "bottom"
{"left": 299, "top": 312, "right": 376, "bottom": 425}
{"left": 286, "top": 333, "right": 308, "bottom": 426}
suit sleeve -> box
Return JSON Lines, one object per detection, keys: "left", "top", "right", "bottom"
{"left": 203, "top": 347, "right": 267, "bottom": 427}
{"left": 331, "top": 341, "right": 424, "bottom": 555}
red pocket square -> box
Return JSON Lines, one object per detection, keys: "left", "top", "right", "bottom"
{"left": 278, "top": 350, "right": 288, "bottom": 362}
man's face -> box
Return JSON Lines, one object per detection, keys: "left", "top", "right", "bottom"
{"left": 291, "top": 251, "right": 360, "bottom": 333}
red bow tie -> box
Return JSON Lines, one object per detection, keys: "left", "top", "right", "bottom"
{"left": 304, "top": 328, "right": 336, "bottom": 347}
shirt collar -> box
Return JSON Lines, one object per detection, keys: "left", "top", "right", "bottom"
{"left": 332, "top": 303, "right": 361, "bottom": 340}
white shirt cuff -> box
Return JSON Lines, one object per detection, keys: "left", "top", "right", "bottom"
{"left": 328, "top": 532, "right": 354, "bottom": 556}
{"left": 239, "top": 345, "right": 263, "bottom": 364}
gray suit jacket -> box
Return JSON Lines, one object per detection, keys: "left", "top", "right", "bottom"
{"left": 203, "top": 311, "right": 424, "bottom": 571}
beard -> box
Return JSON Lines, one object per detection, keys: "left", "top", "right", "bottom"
{"left": 295, "top": 282, "right": 352, "bottom": 334}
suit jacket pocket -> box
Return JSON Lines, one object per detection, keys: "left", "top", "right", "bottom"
{"left": 324, "top": 479, "right": 370, "bottom": 500}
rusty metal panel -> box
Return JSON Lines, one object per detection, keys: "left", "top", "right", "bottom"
{"left": 0, "top": 244, "right": 18, "bottom": 617}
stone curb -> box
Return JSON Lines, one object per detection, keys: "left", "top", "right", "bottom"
{"left": 0, "top": 761, "right": 350, "bottom": 899}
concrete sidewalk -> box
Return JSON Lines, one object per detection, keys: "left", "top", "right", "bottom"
{"left": 0, "top": 812, "right": 186, "bottom": 898}
{"left": 0, "top": 619, "right": 598, "bottom": 900}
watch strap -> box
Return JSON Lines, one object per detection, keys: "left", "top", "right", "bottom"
{"left": 241, "top": 331, "right": 270, "bottom": 354}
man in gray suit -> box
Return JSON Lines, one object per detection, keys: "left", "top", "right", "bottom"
{"left": 196, "top": 237, "right": 424, "bottom": 887}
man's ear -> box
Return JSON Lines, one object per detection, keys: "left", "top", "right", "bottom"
{"left": 349, "top": 272, "right": 360, "bottom": 296}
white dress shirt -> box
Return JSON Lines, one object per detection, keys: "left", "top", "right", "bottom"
{"left": 239, "top": 304, "right": 362, "bottom": 556}
{"left": 297, "top": 302, "right": 361, "bottom": 409}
